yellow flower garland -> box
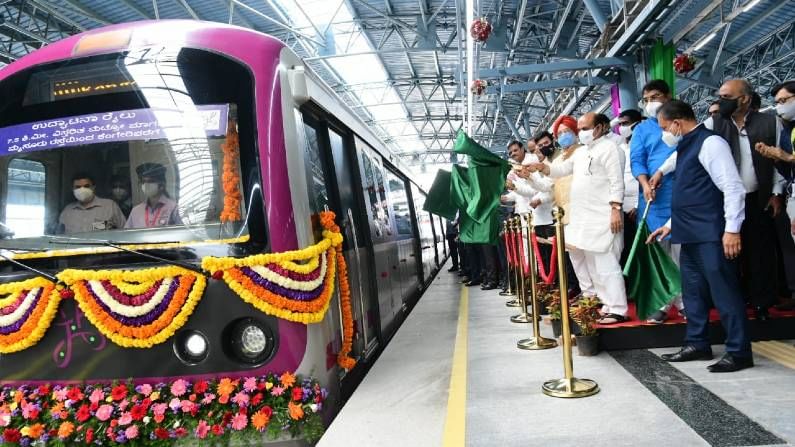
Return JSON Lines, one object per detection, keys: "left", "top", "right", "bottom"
{"left": 58, "top": 267, "right": 206, "bottom": 348}
{"left": 0, "top": 277, "right": 61, "bottom": 354}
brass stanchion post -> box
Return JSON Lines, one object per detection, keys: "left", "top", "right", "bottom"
{"left": 504, "top": 219, "right": 520, "bottom": 306}
{"left": 518, "top": 212, "right": 557, "bottom": 350}
{"left": 542, "top": 207, "right": 599, "bottom": 398}
{"left": 510, "top": 216, "right": 532, "bottom": 323}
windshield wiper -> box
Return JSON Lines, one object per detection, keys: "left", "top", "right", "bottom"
{"left": 0, "top": 251, "right": 59, "bottom": 283}
{"left": 46, "top": 236, "right": 206, "bottom": 276}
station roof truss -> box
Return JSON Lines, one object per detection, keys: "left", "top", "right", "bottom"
{"left": 0, "top": 0, "right": 793, "bottom": 169}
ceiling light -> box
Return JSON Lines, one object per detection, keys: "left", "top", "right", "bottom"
{"left": 693, "top": 32, "right": 717, "bottom": 51}
{"left": 742, "top": 0, "right": 762, "bottom": 12}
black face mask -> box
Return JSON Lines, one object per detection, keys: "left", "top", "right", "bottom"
{"left": 539, "top": 144, "right": 554, "bottom": 157}
{"left": 718, "top": 97, "right": 740, "bottom": 118}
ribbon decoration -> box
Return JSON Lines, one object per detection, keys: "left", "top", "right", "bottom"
{"left": 531, "top": 233, "right": 558, "bottom": 285}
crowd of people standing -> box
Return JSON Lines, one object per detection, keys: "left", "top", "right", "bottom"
{"left": 446, "top": 78, "right": 795, "bottom": 373}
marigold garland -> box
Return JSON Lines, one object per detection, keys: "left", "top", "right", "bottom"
{"left": 57, "top": 267, "right": 206, "bottom": 348}
{"left": 204, "top": 211, "right": 357, "bottom": 370}
{"left": 0, "top": 278, "right": 61, "bottom": 354}
{"left": 220, "top": 120, "right": 243, "bottom": 222}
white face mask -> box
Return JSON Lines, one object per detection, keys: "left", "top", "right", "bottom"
{"left": 141, "top": 183, "right": 160, "bottom": 198}
{"left": 578, "top": 129, "right": 595, "bottom": 146}
{"left": 73, "top": 186, "right": 94, "bottom": 203}
{"left": 777, "top": 100, "right": 795, "bottom": 121}
{"left": 619, "top": 125, "right": 633, "bottom": 139}
{"left": 112, "top": 187, "right": 128, "bottom": 201}
{"left": 645, "top": 101, "right": 663, "bottom": 117}
{"left": 661, "top": 122, "right": 682, "bottom": 147}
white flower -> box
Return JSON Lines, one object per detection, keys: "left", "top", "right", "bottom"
{"left": 310, "top": 404, "right": 318, "bottom": 413}
{"left": 87, "top": 278, "right": 173, "bottom": 318}
{"left": 143, "top": 416, "right": 151, "bottom": 425}
{"left": 173, "top": 420, "right": 181, "bottom": 428}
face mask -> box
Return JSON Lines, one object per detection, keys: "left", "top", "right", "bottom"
{"left": 618, "top": 125, "right": 633, "bottom": 139}
{"left": 645, "top": 101, "right": 663, "bottom": 117}
{"left": 777, "top": 101, "right": 795, "bottom": 121}
{"left": 557, "top": 132, "right": 575, "bottom": 148}
{"left": 718, "top": 97, "right": 740, "bottom": 118}
{"left": 540, "top": 145, "right": 555, "bottom": 157}
{"left": 73, "top": 187, "right": 94, "bottom": 203}
{"left": 661, "top": 122, "right": 682, "bottom": 147}
{"left": 578, "top": 129, "right": 595, "bottom": 146}
{"left": 141, "top": 183, "right": 160, "bottom": 198}
{"left": 112, "top": 187, "right": 128, "bottom": 200}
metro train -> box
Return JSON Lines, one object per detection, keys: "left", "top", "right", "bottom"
{"left": 0, "top": 20, "right": 448, "bottom": 428}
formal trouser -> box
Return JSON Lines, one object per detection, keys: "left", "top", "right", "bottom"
{"left": 459, "top": 241, "right": 470, "bottom": 276}
{"left": 780, "top": 196, "right": 795, "bottom": 293}
{"left": 497, "top": 235, "right": 508, "bottom": 286}
{"left": 570, "top": 239, "right": 628, "bottom": 316}
{"left": 619, "top": 211, "right": 638, "bottom": 266}
{"left": 479, "top": 243, "right": 499, "bottom": 284}
{"left": 740, "top": 192, "right": 777, "bottom": 308}
{"left": 465, "top": 243, "right": 483, "bottom": 281}
{"left": 446, "top": 234, "right": 460, "bottom": 268}
{"left": 787, "top": 196, "right": 795, "bottom": 246}
{"left": 658, "top": 240, "right": 684, "bottom": 311}
{"left": 680, "top": 241, "right": 751, "bottom": 357}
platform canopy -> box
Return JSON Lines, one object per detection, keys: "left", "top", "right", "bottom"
{"left": 0, "top": 0, "right": 793, "bottom": 181}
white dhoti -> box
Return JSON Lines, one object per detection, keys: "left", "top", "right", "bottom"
{"left": 570, "top": 236, "right": 627, "bottom": 316}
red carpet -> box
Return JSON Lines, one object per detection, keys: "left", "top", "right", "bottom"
{"left": 595, "top": 302, "right": 795, "bottom": 329}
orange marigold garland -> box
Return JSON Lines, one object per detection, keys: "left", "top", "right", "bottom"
{"left": 220, "top": 120, "right": 243, "bottom": 222}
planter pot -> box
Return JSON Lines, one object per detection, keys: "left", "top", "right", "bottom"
{"left": 576, "top": 334, "right": 599, "bottom": 356}
{"left": 551, "top": 319, "right": 562, "bottom": 338}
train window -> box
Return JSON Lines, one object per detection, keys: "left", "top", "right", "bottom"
{"left": 0, "top": 47, "right": 255, "bottom": 251}
{"left": 3, "top": 159, "right": 46, "bottom": 238}
{"left": 360, "top": 149, "right": 391, "bottom": 238}
{"left": 300, "top": 122, "right": 330, "bottom": 214}
{"left": 386, "top": 171, "right": 412, "bottom": 236}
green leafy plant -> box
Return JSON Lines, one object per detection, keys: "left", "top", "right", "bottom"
{"left": 571, "top": 296, "right": 601, "bottom": 336}
{"left": 546, "top": 290, "right": 561, "bottom": 320}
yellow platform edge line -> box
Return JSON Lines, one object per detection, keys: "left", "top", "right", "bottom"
{"left": 442, "top": 286, "right": 469, "bottom": 447}
{"left": 753, "top": 341, "right": 795, "bottom": 370}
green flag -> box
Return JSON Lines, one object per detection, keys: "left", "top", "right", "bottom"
{"left": 623, "top": 204, "right": 682, "bottom": 320}
{"left": 423, "top": 169, "right": 457, "bottom": 219}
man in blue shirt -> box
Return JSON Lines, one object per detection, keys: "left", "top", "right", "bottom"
{"left": 630, "top": 80, "right": 683, "bottom": 323}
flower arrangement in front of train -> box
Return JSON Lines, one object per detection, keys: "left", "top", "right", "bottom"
{"left": 203, "top": 211, "right": 357, "bottom": 370}
{"left": 220, "top": 120, "right": 243, "bottom": 222}
{"left": 56, "top": 266, "right": 206, "bottom": 348}
{"left": 0, "top": 371, "right": 328, "bottom": 445}
{"left": 0, "top": 277, "right": 62, "bottom": 354}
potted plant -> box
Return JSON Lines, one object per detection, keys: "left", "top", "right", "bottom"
{"left": 546, "top": 291, "right": 562, "bottom": 337}
{"left": 571, "top": 296, "right": 601, "bottom": 356}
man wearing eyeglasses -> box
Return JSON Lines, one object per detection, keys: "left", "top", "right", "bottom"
{"left": 527, "top": 112, "right": 628, "bottom": 324}
{"left": 754, "top": 81, "right": 795, "bottom": 310}
{"left": 630, "top": 80, "right": 684, "bottom": 324}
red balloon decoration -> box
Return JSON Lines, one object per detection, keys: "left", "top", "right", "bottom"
{"left": 673, "top": 54, "right": 696, "bottom": 74}
{"left": 470, "top": 79, "right": 487, "bottom": 96}
{"left": 470, "top": 18, "right": 492, "bottom": 43}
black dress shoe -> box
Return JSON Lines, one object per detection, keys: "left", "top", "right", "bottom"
{"left": 466, "top": 280, "right": 482, "bottom": 287}
{"left": 660, "top": 346, "right": 713, "bottom": 362}
{"left": 499, "top": 289, "right": 511, "bottom": 296}
{"left": 448, "top": 266, "right": 459, "bottom": 272}
{"left": 460, "top": 277, "right": 470, "bottom": 284}
{"left": 707, "top": 353, "right": 754, "bottom": 373}
{"left": 754, "top": 306, "right": 771, "bottom": 321}
{"left": 481, "top": 282, "right": 498, "bottom": 290}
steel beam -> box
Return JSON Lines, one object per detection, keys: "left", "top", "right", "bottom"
{"left": 583, "top": 0, "right": 608, "bottom": 32}
{"left": 479, "top": 57, "right": 632, "bottom": 78}
{"left": 487, "top": 75, "right": 618, "bottom": 94}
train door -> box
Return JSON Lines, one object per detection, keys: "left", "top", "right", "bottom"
{"left": 357, "top": 143, "right": 401, "bottom": 331}
{"left": 384, "top": 169, "right": 420, "bottom": 304}
{"left": 296, "top": 110, "right": 380, "bottom": 369}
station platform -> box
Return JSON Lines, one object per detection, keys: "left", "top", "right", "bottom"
{"left": 319, "top": 263, "right": 795, "bottom": 447}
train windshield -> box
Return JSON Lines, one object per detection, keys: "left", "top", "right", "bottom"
{"left": 0, "top": 47, "right": 255, "bottom": 251}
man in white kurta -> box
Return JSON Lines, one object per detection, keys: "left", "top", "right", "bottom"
{"left": 530, "top": 113, "right": 629, "bottom": 322}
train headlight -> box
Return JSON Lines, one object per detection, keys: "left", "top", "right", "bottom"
{"left": 173, "top": 330, "right": 209, "bottom": 365}
{"left": 223, "top": 318, "right": 275, "bottom": 365}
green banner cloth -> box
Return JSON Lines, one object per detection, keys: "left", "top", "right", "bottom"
{"left": 623, "top": 204, "right": 682, "bottom": 320}
{"left": 422, "top": 131, "right": 509, "bottom": 244}
{"left": 649, "top": 39, "right": 676, "bottom": 95}
{"left": 423, "top": 169, "right": 458, "bottom": 219}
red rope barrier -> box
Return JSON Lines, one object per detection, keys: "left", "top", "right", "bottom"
{"left": 531, "top": 233, "right": 557, "bottom": 285}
